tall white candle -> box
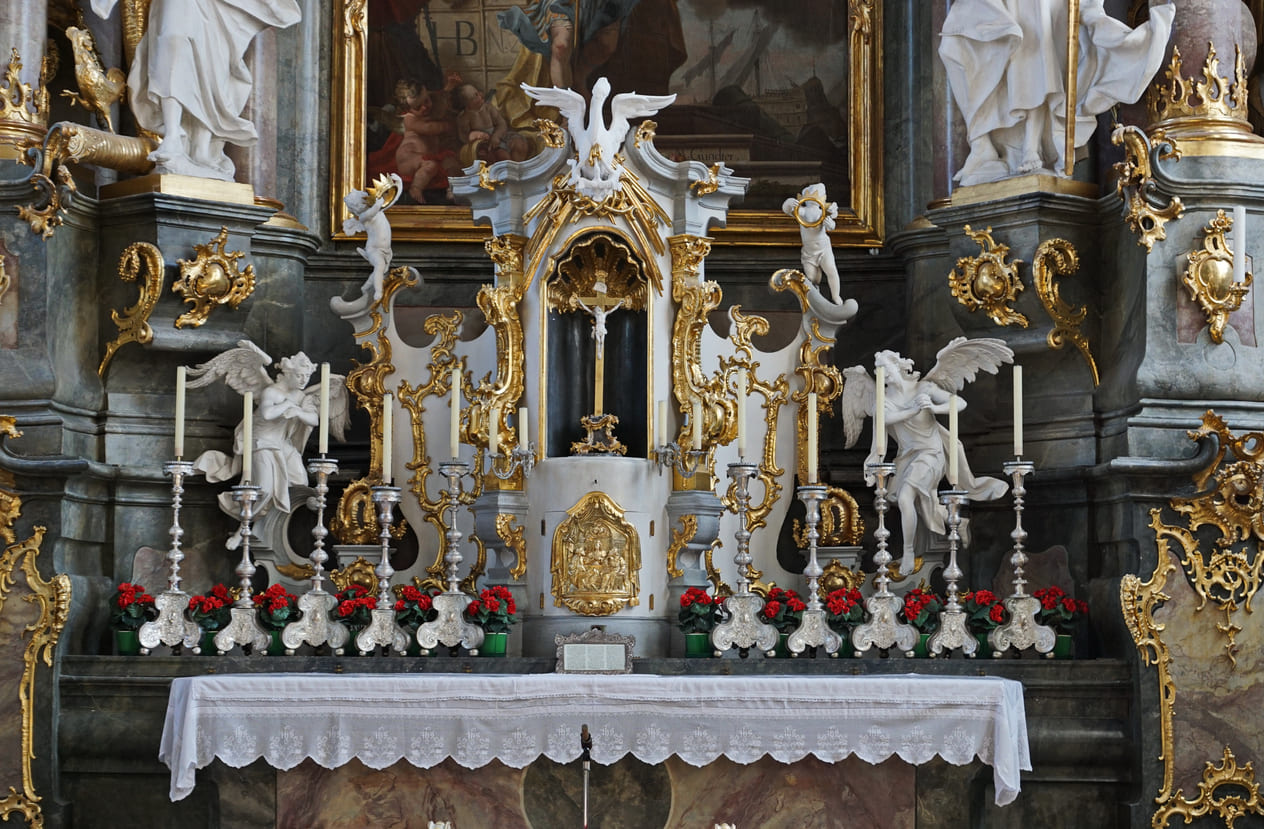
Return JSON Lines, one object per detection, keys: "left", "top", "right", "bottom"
{"left": 174, "top": 366, "right": 186, "bottom": 459}
{"left": 488, "top": 405, "right": 499, "bottom": 456}
{"left": 874, "top": 366, "right": 886, "bottom": 459}
{"left": 518, "top": 406, "right": 528, "bottom": 452}
{"left": 806, "top": 392, "right": 818, "bottom": 483}
{"left": 318, "top": 363, "right": 330, "bottom": 455}
{"left": 1013, "top": 365, "right": 1023, "bottom": 458}
{"left": 736, "top": 369, "right": 748, "bottom": 457}
{"left": 241, "top": 391, "right": 253, "bottom": 484}
{"left": 382, "top": 394, "right": 393, "bottom": 484}
{"left": 450, "top": 366, "right": 461, "bottom": 460}
{"left": 691, "top": 400, "right": 702, "bottom": 450}
{"left": 1235, "top": 206, "right": 1247, "bottom": 284}
{"left": 947, "top": 394, "right": 959, "bottom": 487}
{"left": 655, "top": 400, "right": 666, "bottom": 446}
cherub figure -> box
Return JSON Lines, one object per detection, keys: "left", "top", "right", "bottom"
{"left": 342, "top": 173, "right": 402, "bottom": 303}
{"left": 189, "top": 342, "right": 349, "bottom": 546}
{"left": 783, "top": 183, "right": 846, "bottom": 306}
{"left": 842, "top": 337, "right": 1012, "bottom": 575}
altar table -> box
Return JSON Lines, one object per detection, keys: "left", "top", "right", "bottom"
{"left": 160, "top": 673, "right": 1030, "bottom": 805}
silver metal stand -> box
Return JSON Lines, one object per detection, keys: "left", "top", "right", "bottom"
{"left": 282, "top": 457, "right": 350, "bottom": 655}
{"left": 653, "top": 442, "right": 708, "bottom": 478}
{"left": 990, "top": 460, "right": 1056, "bottom": 657}
{"left": 711, "top": 461, "right": 779, "bottom": 657}
{"left": 927, "top": 490, "right": 977, "bottom": 657}
{"left": 416, "top": 460, "right": 484, "bottom": 654}
{"left": 787, "top": 484, "right": 841, "bottom": 656}
{"left": 214, "top": 485, "right": 270, "bottom": 655}
{"left": 139, "top": 460, "right": 203, "bottom": 654}
{"left": 488, "top": 443, "right": 536, "bottom": 479}
{"left": 852, "top": 463, "right": 919, "bottom": 656}
{"left": 355, "top": 484, "right": 410, "bottom": 655}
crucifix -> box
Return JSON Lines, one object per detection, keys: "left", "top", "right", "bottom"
{"left": 575, "top": 286, "right": 623, "bottom": 415}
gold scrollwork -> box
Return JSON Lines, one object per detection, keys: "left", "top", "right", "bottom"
{"left": 0, "top": 48, "right": 49, "bottom": 149}
{"left": 1181, "top": 210, "right": 1252, "bottom": 346}
{"left": 820, "top": 560, "right": 864, "bottom": 595}
{"left": 471, "top": 237, "right": 528, "bottom": 488}
{"left": 99, "top": 242, "right": 164, "bottom": 377}
{"left": 330, "top": 556, "right": 378, "bottom": 595}
{"left": 495, "top": 514, "right": 527, "bottom": 581}
{"left": 689, "top": 163, "right": 722, "bottom": 197}
{"left": 1148, "top": 44, "right": 1250, "bottom": 136}
{"left": 793, "top": 487, "right": 864, "bottom": 549}
{"left": 172, "top": 227, "right": 255, "bottom": 329}
{"left": 331, "top": 478, "right": 405, "bottom": 545}
{"left": 534, "top": 118, "right": 565, "bottom": 148}
{"left": 474, "top": 160, "right": 504, "bottom": 191}
{"left": 1154, "top": 747, "right": 1264, "bottom": 829}
{"left": 550, "top": 492, "right": 640, "bottom": 616}
{"left": 947, "top": 225, "right": 1028, "bottom": 328}
{"left": 665, "top": 514, "right": 698, "bottom": 579}
{"left": 1033, "top": 238, "right": 1099, "bottom": 385}
{"left": 1111, "top": 124, "right": 1183, "bottom": 251}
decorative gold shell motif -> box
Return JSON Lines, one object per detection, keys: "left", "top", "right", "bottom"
{"left": 551, "top": 492, "right": 639, "bottom": 616}
{"left": 99, "top": 242, "right": 164, "bottom": 377}
{"left": 947, "top": 225, "right": 1028, "bottom": 328}
{"left": 1181, "top": 210, "right": 1252, "bottom": 346}
{"left": 172, "top": 227, "right": 255, "bottom": 329}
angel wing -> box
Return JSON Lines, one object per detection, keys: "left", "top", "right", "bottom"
{"left": 185, "top": 340, "right": 272, "bottom": 397}
{"left": 607, "top": 90, "right": 678, "bottom": 151}
{"left": 301, "top": 375, "right": 351, "bottom": 443}
{"left": 922, "top": 336, "right": 1014, "bottom": 394}
{"left": 840, "top": 365, "right": 876, "bottom": 449}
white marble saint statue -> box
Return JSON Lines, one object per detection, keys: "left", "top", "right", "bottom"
{"left": 91, "top": 0, "right": 302, "bottom": 180}
{"left": 189, "top": 342, "right": 349, "bottom": 546}
{"left": 521, "top": 77, "right": 675, "bottom": 200}
{"left": 939, "top": 0, "right": 1175, "bottom": 186}
{"left": 842, "top": 338, "right": 1012, "bottom": 574}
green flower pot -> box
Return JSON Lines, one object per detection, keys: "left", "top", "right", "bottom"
{"left": 199, "top": 630, "right": 218, "bottom": 655}
{"left": 114, "top": 629, "right": 140, "bottom": 656}
{"left": 684, "top": 632, "right": 712, "bottom": 658}
{"left": 913, "top": 632, "right": 930, "bottom": 658}
{"left": 267, "top": 630, "right": 286, "bottom": 656}
{"left": 1053, "top": 634, "right": 1074, "bottom": 659}
{"left": 774, "top": 632, "right": 790, "bottom": 658}
{"left": 975, "top": 633, "right": 994, "bottom": 659}
{"left": 481, "top": 631, "right": 507, "bottom": 656}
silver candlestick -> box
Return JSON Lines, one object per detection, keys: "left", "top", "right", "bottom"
{"left": 788, "top": 484, "right": 842, "bottom": 657}
{"left": 355, "top": 484, "right": 410, "bottom": 655}
{"left": 990, "top": 460, "right": 1055, "bottom": 657}
{"left": 417, "top": 460, "right": 484, "bottom": 655}
{"left": 213, "top": 484, "right": 270, "bottom": 655}
{"left": 852, "top": 462, "right": 919, "bottom": 657}
{"left": 488, "top": 442, "right": 537, "bottom": 479}
{"left": 139, "top": 460, "right": 203, "bottom": 655}
{"left": 927, "top": 490, "right": 977, "bottom": 657}
{"left": 711, "top": 461, "right": 778, "bottom": 657}
{"left": 282, "top": 457, "right": 350, "bottom": 655}
{"left": 653, "top": 442, "right": 708, "bottom": 479}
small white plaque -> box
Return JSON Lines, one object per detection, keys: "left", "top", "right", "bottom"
{"left": 554, "top": 629, "right": 635, "bottom": 674}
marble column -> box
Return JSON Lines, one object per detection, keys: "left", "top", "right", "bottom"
{"left": 227, "top": 32, "right": 279, "bottom": 201}
{"left": 0, "top": 0, "right": 48, "bottom": 158}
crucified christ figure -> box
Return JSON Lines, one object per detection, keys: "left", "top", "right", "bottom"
{"left": 577, "top": 298, "right": 623, "bottom": 360}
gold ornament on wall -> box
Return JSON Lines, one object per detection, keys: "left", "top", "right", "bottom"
{"left": 1111, "top": 123, "right": 1183, "bottom": 251}
{"left": 0, "top": 48, "right": 49, "bottom": 153}
{"left": 1147, "top": 43, "right": 1255, "bottom": 143}
{"left": 99, "top": 242, "right": 164, "bottom": 377}
{"left": 947, "top": 225, "right": 1029, "bottom": 328}
{"left": 551, "top": 492, "right": 640, "bottom": 616}
{"left": 495, "top": 514, "right": 527, "bottom": 581}
{"left": 1034, "top": 238, "right": 1099, "bottom": 385}
{"left": 172, "top": 227, "right": 255, "bottom": 329}
{"left": 1181, "top": 210, "right": 1252, "bottom": 345}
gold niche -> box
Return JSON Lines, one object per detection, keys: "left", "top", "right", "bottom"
{"left": 172, "top": 228, "right": 256, "bottom": 329}
{"left": 947, "top": 225, "right": 1028, "bottom": 328}
{"left": 1181, "top": 210, "right": 1253, "bottom": 345}
{"left": 551, "top": 492, "right": 640, "bottom": 616}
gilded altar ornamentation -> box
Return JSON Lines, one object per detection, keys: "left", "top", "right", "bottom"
{"left": 0, "top": 48, "right": 50, "bottom": 153}
{"left": 551, "top": 492, "right": 640, "bottom": 616}
{"left": 1147, "top": 44, "right": 1255, "bottom": 144}
{"left": 474, "top": 161, "right": 504, "bottom": 191}
{"left": 1111, "top": 123, "right": 1183, "bottom": 251}
{"left": 495, "top": 513, "right": 527, "bottom": 580}
{"left": 535, "top": 118, "right": 566, "bottom": 149}
{"left": 572, "top": 413, "right": 626, "bottom": 456}
{"left": 821, "top": 559, "right": 864, "bottom": 595}
{"left": 1181, "top": 210, "right": 1252, "bottom": 346}
{"left": 99, "top": 242, "right": 164, "bottom": 377}
{"left": 471, "top": 236, "right": 528, "bottom": 489}
{"left": 1123, "top": 411, "right": 1264, "bottom": 827}
{"left": 947, "top": 225, "right": 1028, "bottom": 328}
{"left": 330, "top": 556, "right": 378, "bottom": 595}
{"left": 665, "top": 514, "right": 697, "bottom": 579}
{"left": 690, "top": 163, "right": 723, "bottom": 197}
{"left": 1034, "top": 238, "right": 1099, "bottom": 385}
{"left": 172, "top": 228, "right": 255, "bottom": 329}
{"left": 546, "top": 232, "right": 650, "bottom": 313}
{"left": 793, "top": 487, "right": 864, "bottom": 548}
{"left": 633, "top": 120, "right": 656, "bottom": 148}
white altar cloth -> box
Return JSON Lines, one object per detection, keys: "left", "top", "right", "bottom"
{"left": 160, "top": 673, "right": 1030, "bottom": 805}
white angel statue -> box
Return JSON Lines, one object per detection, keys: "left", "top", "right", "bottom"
{"left": 521, "top": 77, "right": 676, "bottom": 200}
{"left": 189, "top": 341, "right": 349, "bottom": 546}
{"left": 342, "top": 173, "right": 403, "bottom": 303}
{"left": 842, "top": 337, "right": 1012, "bottom": 574}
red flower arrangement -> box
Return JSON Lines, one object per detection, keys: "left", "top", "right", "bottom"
{"left": 760, "top": 586, "right": 807, "bottom": 634}
{"left": 1033, "top": 586, "right": 1089, "bottom": 635}
{"left": 187, "top": 584, "right": 234, "bottom": 632}
{"left": 333, "top": 583, "right": 377, "bottom": 628}
{"left": 252, "top": 583, "right": 301, "bottom": 631}
{"left": 824, "top": 587, "right": 866, "bottom": 632}
{"left": 960, "top": 589, "right": 1006, "bottom": 633}
{"left": 465, "top": 585, "right": 517, "bottom": 634}
{"left": 899, "top": 587, "right": 943, "bottom": 633}
{"left": 677, "top": 586, "right": 724, "bottom": 634}
{"left": 110, "top": 582, "right": 157, "bottom": 631}
{"left": 394, "top": 584, "right": 437, "bottom": 629}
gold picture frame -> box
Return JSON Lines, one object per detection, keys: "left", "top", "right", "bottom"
{"left": 330, "top": 0, "right": 883, "bottom": 247}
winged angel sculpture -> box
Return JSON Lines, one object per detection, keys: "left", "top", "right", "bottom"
{"left": 842, "top": 337, "right": 1012, "bottom": 574}
{"left": 522, "top": 77, "right": 675, "bottom": 200}
{"left": 190, "top": 342, "right": 349, "bottom": 545}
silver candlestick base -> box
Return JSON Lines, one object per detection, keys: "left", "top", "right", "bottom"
{"left": 355, "top": 485, "right": 410, "bottom": 655}
{"left": 711, "top": 461, "right": 779, "bottom": 657}
{"left": 283, "top": 457, "right": 350, "bottom": 655}
{"left": 989, "top": 459, "right": 1056, "bottom": 657}
{"left": 416, "top": 460, "right": 484, "bottom": 654}
{"left": 788, "top": 484, "right": 841, "bottom": 657}
{"left": 140, "top": 460, "right": 203, "bottom": 655}
{"left": 214, "top": 484, "right": 270, "bottom": 655}
{"left": 852, "top": 462, "right": 919, "bottom": 657}
{"left": 927, "top": 490, "right": 977, "bottom": 658}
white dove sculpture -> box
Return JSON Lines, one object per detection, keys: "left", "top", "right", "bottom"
{"left": 522, "top": 76, "right": 676, "bottom": 200}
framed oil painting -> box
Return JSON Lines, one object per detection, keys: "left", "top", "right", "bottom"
{"left": 332, "top": 0, "right": 882, "bottom": 246}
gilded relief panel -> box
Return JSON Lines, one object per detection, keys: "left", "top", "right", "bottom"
{"left": 550, "top": 492, "right": 640, "bottom": 616}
